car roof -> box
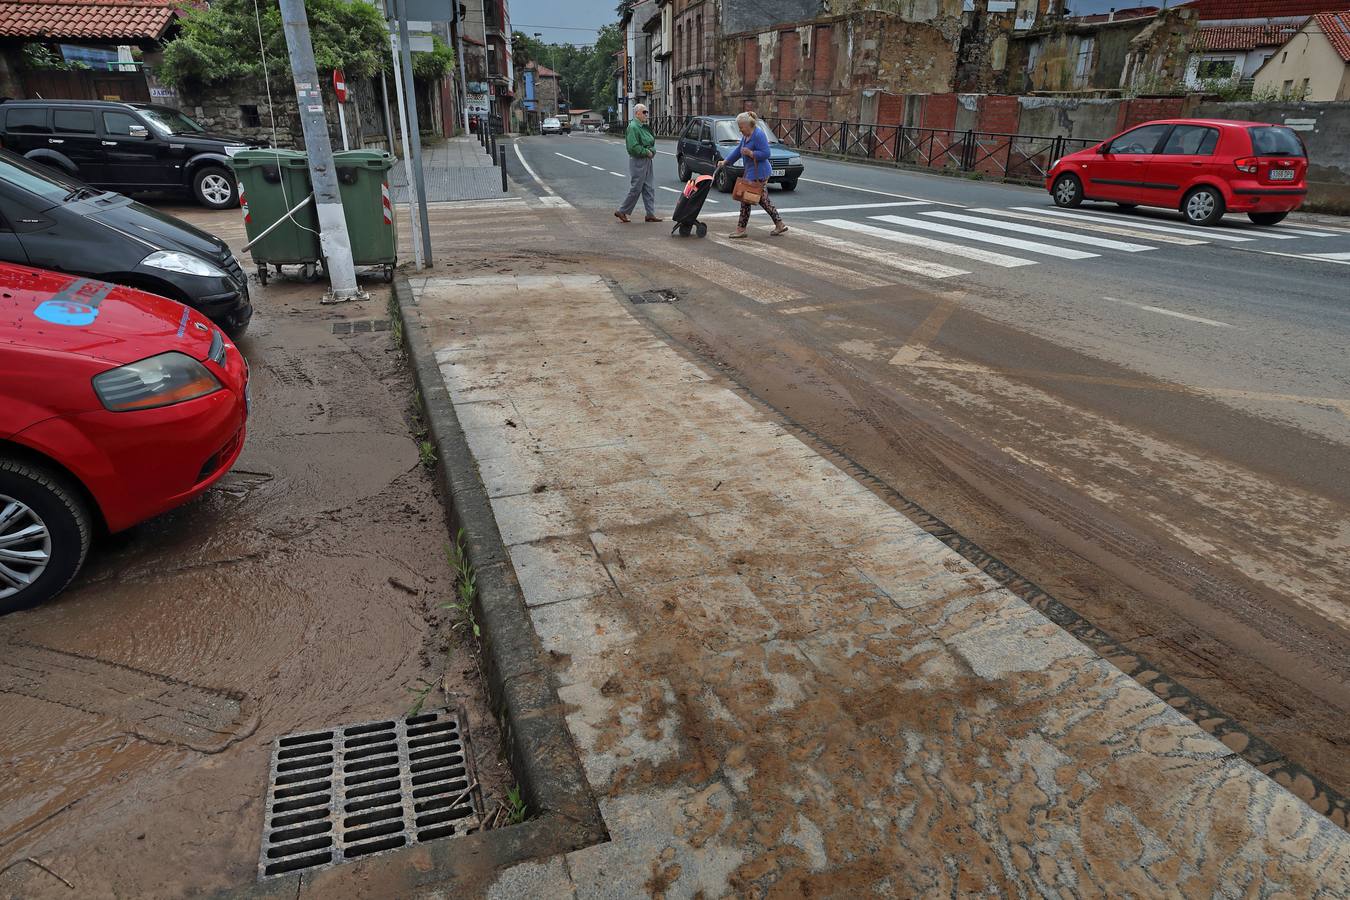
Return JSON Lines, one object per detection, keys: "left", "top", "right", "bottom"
{"left": 0, "top": 98, "right": 138, "bottom": 110}
{"left": 1133, "top": 117, "right": 1282, "bottom": 129}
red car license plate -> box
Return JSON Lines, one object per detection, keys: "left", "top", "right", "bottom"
{"left": 1270, "top": 169, "right": 1295, "bottom": 181}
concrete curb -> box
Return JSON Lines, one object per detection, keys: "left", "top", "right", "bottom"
{"left": 218, "top": 280, "right": 606, "bottom": 898}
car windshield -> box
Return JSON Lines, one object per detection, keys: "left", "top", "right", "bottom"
{"left": 714, "top": 120, "right": 780, "bottom": 144}
{"left": 0, "top": 148, "right": 85, "bottom": 202}
{"left": 1248, "top": 126, "right": 1305, "bottom": 158}
{"left": 544, "top": 118, "right": 560, "bottom": 125}
{"left": 137, "top": 105, "right": 207, "bottom": 136}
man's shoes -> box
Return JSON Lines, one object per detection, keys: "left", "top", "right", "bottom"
{"left": 614, "top": 211, "right": 631, "bottom": 223}
{"left": 645, "top": 215, "right": 663, "bottom": 222}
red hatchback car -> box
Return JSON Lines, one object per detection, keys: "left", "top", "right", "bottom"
{"left": 1046, "top": 118, "right": 1308, "bottom": 226}
{"left": 0, "top": 263, "right": 248, "bottom": 612}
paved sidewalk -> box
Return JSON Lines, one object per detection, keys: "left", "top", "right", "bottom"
{"left": 410, "top": 248, "right": 1350, "bottom": 894}
{"left": 389, "top": 136, "right": 504, "bottom": 203}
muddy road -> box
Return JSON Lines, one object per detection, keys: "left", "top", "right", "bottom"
{"left": 0, "top": 212, "right": 506, "bottom": 897}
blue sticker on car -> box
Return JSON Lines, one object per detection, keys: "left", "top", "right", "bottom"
{"left": 31, "top": 278, "right": 113, "bottom": 326}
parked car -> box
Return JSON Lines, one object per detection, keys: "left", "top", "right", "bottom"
{"left": 0, "top": 99, "right": 258, "bottom": 209}
{"left": 0, "top": 262, "right": 249, "bottom": 612}
{"left": 541, "top": 117, "right": 565, "bottom": 135}
{"left": 1046, "top": 118, "right": 1308, "bottom": 226}
{"left": 676, "top": 115, "right": 804, "bottom": 193}
{"left": 0, "top": 148, "right": 252, "bottom": 334}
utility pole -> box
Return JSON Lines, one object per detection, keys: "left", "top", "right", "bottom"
{"left": 452, "top": 0, "right": 469, "bottom": 134}
{"left": 393, "top": 0, "right": 433, "bottom": 266}
{"left": 387, "top": 19, "right": 423, "bottom": 269}
{"left": 278, "top": 0, "right": 359, "bottom": 300}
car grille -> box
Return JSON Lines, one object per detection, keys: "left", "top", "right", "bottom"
{"left": 222, "top": 255, "right": 245, "bottom": 287}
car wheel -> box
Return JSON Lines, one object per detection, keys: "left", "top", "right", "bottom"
{"left": 1182, "top": 186, "right": 1224, "bottom": 226}
{"left": 781, "top": 179, "right": 798, "bottom": 192}
{"left": 193, "top": 166, "right": 238, "bottom": 210}
{"left": 0, "top": 457, "right": 91, "bottom": 614}
{"left": 678, "top": 158, "right": 690, "bottom": 181}
{"left": 1248, "top": 211, "right": 1287, "bottom": 226}
{"left": 715, "top": 168, "right": 734, "bottom": 193}
{"left": 1116, "top": 203, "right": 1137, "bottom": 210}
{"left": 1051, "top": 174, "right": 1083, "bottom": 208}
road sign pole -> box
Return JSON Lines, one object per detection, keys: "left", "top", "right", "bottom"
{"left": 277, "top": 0, "right": 358, "bottom": 300}
{"left": 336, "top": 102, "right": 350, "bottom": 151}
{"left": 394, "top": 0, "right": 433, "bottom": 266}
{"left": 387, "top": 27, "right": 423, "bottom": 270}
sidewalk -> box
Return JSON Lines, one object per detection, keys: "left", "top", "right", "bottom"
{"left": 389, "top": 136, "right": 504, "bottom": 203}
{"left": 401, "top": 206, "right": 1350, "bottom": 895}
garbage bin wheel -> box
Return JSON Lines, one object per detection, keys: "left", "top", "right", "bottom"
{"left": 302, "top": 262, "right": 321, "bottom": 283}
{"left": 384, "top": 264, "right": 395, "bottom": 283}
{"left": 695, "top": 222, "right": 708, "bottom": 238}
{"left": 256, "top": 265, "right": 269, "bottom": 286}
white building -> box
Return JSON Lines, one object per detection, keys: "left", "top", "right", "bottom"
{"left": 1183, "top": 0, "right": 1348, "bottom": 88}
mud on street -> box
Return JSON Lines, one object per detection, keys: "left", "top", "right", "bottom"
{"left": 0, "top": 208, "right": 507, "bottom": 898}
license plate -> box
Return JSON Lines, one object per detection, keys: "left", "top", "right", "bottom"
{"left": 1270, "top": 168, "right": 1295, "bottom": 181}
{"left": 772, "top": 168, "right": 785, "bottom": 177}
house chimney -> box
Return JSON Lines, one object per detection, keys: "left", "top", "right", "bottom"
{"left": 1108, "top": 7, "right": 1116, "bottom": 21}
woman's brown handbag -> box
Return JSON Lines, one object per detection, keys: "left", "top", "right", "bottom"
{"left": 732, "top": 177, "right": 763, "bottom": 205}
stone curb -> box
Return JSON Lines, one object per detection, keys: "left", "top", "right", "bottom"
{"left": 216, "top": 281, "right": 606, "bottom": 898}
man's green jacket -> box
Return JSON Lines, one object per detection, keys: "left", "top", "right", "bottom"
{"left": 625, "top": 118, "right": 655, "bottom": 158}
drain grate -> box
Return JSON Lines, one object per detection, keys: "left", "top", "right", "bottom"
{"left": 332, "top": 319, "right": 391, "bottom": 334}
{"left": 258, "top": 708, "right": 481, "bottom": 879}
{"left": 628, "top": 289, "right": 679, "bottom": 304}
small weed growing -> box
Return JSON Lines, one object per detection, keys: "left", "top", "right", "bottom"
{"left": 506, "top": 784, "right": 527, "bottom": 825}
{"left": 444, "top": 529, "right": 481, "bottom": 640}
{"left": 419, "top": 440, "right": 438, "bottom": 468}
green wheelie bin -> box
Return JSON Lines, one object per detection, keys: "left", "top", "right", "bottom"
{"left": 333, "top": 150, "right": 398, "bottom": 282}
{"left": 229, "top": 149, "right": 323, "bottom": 285}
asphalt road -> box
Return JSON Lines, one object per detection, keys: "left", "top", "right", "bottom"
{"left": 506, "top": 134, "right": 1350, "bottom": 814}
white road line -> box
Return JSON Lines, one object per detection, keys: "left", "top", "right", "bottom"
{"left": 513, "top": 142, "right": 557, "bottom": 196}
{"left": 1014, "top": 207, "right": 1254, "bottom": 242}
{"left": 659, "top": 185, "right": 683, "bottom": 194}
{"left": 791, "top": 228, "right": 969, "bottom": 279}
{"left": 924, "top": 210, "right": 1154, "bottom": 252}
{"left": 675, "top": 253, "right": 805, "bottom": 303}
{"left": 701, "top": 200, "right": 929, "bottom": 219}
{"left": 712, "top": 236, "right": 892, "bottom": 289}
{"left": 1104, "top": 296, "right": 1233, "bottom": 328}
{"left": 871, "top": 215, "right": 1097, "bottom": 260}
{"left": 1252, "top": 226, "right": 1336, "bottom": 238}
{"left": 590, "top": 164, "right": 606, "bottom": 170}
{"left": 655, "top": 149, "right": 676, "bottom": 156}
{"left": 817, "top": 218, "right": 1034, "bottom": 268}
{"left": 798, "top": 177, "right": 966, "bottom": 207}
{"left": 1248, "top": 249, "right": 1350, "bottom": 265}
{"left": 1310, "top": 251, "right": 1350, "bottom": 260}
{"left": 972, "top": 207, "right": 1205, "bottom": 245}
{"left": 555, "top": 152, "right": 590, "bottom": 166}
{"left": 610, "top": 171, "right": 626, "bottom": 177}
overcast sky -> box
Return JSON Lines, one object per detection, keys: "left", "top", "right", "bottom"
{"left": 508, "top": 0, "right": 614, "bottom": 46}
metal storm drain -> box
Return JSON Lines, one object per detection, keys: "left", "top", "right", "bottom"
{"left": 628, "top": 289, "right": 680, "bottom": 304}
{"left": 331, "top": 319, "right": 391, "bottom": 334}
{"left": 258, "top": 708, "right": 481, "bottom": 879}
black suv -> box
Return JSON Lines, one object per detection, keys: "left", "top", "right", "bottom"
{"left": 675, "top": 115, "right": 805, "bottom": 193}
{"left": 0, "top": 99, "right": 257, "bottom": 209}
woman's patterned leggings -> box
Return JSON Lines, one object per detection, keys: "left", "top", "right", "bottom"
{"left": 738, "top": 184, "right": 783, "bottom": 228}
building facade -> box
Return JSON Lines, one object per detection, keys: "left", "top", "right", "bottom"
{"left": 1252, "top": 10, "right": 1350, "bottom": 99}
{"left": 670, "top": 0, "right": 714, "bottom": 117}
{"left": 1181, "top": 0, "right": 1348, "bottom": 88}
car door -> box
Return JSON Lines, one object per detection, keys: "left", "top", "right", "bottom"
{"left": 678, "top": 119, "right": 700, "bottom": 169}
{"left": 695, "top": 121, "right": 717, "bottom": 173}
{"left": 1148, "top": 124, "right": 1219, "bottom": 209}
{"left": 1083, "top": 123, "right": 1170, "bottom": 202}
{"left": 100, "top": 110, "right": 172, "bottom": 188}
{"left": 50, "top": 108, "right": 107, "bottom": 185}
{"left": 0, "top": 195, "right": 33, "bottom": 266}
{"left": 3, "top": 107, "right": 52, "bottom": 160}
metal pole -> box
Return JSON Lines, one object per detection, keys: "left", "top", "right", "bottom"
{"left": 451, "top": 0, "right": 469, "bottom": 134}
{"left": 498, "top": 145, "right": 506, "bottom": 192}
{"left": 379, "top": 70, "right": 395, "bottom": 153}
{"left": 243, "top": 193, "right": 314, "bottom": 252}
{"left": 277, "top": 0, "right": 357, "bottom": 299}
{"left": 395, "top": 0, "right": 433, "bottom": 266}
{"left": 337, "top": 100, "right": 350, "bottom": 151}
{"left": 388, "top": 25, "right": 423, "bottom": 270}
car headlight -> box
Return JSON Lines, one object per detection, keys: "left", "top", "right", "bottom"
{"left": 1049, "top": 158, "right": 1061, "bottom": 171}
{"left": 224, "top": 145, "right": 246, "bottom": 157}
{"left": 141, "top": 250, "right": 228, "bottom": 278}
{"left": 92, "top": 352, "right": 222, "bottom": 412}
{"left": 787, "top": 156, "right": 802, "bottom": 167}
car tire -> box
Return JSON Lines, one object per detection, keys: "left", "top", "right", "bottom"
{"left": 1248, "top": 211, "right": 1288, "bottom": 226}
{"left": 781, "top": 179, "right": 798, "bottom": 192}
{"left": 193, "top": 166, "right": 238, "bottom": 210}
{"left": 1052, "top": 174, "right": 1083, "bottom": 208}
{"left": 715, "top": 168, "right": 734, "bottom": 193}
{"left": 678, "top": 158, "right": 691, "bottom": 181}
{"left": 0, "top": 457, "right": 91, "bottom": 614}
{"left": 1182, "top": 186, "right": 1225, "bottom": 226}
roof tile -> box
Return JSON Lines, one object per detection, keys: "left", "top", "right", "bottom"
{"left": 0, "top": 0, "right": 185, "bottom": 41}
{"left": 1194, "top": 22, "right": 1301, "bottom": 48}
{"left": 1312, "top": 10, "right": 1350, "bottom": 60}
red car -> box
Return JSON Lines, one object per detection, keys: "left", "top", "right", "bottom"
{"left": 0, "top": 263, "right": 248, "bottom": 612}
{"left": 1047, "top": 118, "right": 1308, "bottom": 226}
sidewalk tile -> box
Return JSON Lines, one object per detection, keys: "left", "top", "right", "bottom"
{"left": 508, "top": 536, "right": 615, "bottom": 607}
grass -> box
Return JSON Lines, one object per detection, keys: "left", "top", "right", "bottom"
{"left": 506, "top": 784, "right": 527, "bottom": 825}
{"left": 419, "top": 440, "right": 437, "bottom": 468}
{"left": 445, "top": 529, "right": 481, "bottom": 640}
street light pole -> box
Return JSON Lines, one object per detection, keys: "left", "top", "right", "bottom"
{"left": 277, "top": 0, "right": 358, "bottom": 300}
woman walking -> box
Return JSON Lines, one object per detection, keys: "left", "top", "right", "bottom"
{"left": 615, "top": 104, "right": 662, "bottom": 224}
{"left": 717, "top": 111, "right": 787, "bottom": 239}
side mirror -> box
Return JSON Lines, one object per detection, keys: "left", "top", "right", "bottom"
{"left": 1096, "top": 143, "right": 1108, "bottom": 154}
{"left": 129, "top": 124, "right": 150, "bottom": 140}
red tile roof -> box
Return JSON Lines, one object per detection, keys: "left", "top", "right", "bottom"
{"left": 1312, "top": 10, "right": 1350, "bottom": 60}
{"left": 0, "top": 0, "right": 188, "bottom": 41}
{"left": 1069, "top": 6, "right": 1160, "bottom": 23}
{"left": 1194, "top": 22, "right": 1301, "bottom": 47}
{"left": 526, "top": 60, "right": 558, "bottom": 78}
{"left": 1182, "top": 0, "right": 1348, "bottom": 21}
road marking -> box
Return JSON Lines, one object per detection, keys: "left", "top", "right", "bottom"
{"left": 972, "top": 207, "right": 1205, "bottom": 245}
{"left": 590, "top": 164, "right": 606, "bottom": 170}
{"left": 1251, "top": 226, "right": 1336, "bottom": 237}
{"left": 674, "top": 253, "right": 805, "bottom": 303}
{"left": 538, "top": 196, "right": 571, "bottom": 208}
{"left": 655, "top": 149, "right": 676, "bottom": 156}
{"left": 1014, "top": 207, "right": 1255, "bottom": 242}
{"left": 610, "top": 171, "right": 626, "bottom": 177}
{"left": 1103, "top": 296, "right": 1233, "bottom": 328}
{"left": 659, "top": 185, "right": 683, "bottom": 194}
{"left": 890, "top": 292, "right": 965, "bottom": 366}
{"left": 871, "top": 215, "right": 1098, "bottom": 260}
{"left": 817, "top": 218, "right": 1034, "bottom": 268}
{"left": 513, "top": 143, "right": 559, "bottom": 198}
{"left": 1310, "top": 251, "right": 1350, "bottom": 260}
{"left": 923, "top": 210, "right": 1154, "bottom": 252}
{"left": 1248, "top": 249, "right": 1350, "bottom": 266}
{"left": 713, "top": 236, "right": 892, "bottom": 289}
{"left": 701, "top": 201, "right": 929, "bottom": 219}
{"left": 791, "top": 227, "right": 969, "bottom": 279}
{"left": 555, "top": 152, "right": 590, "bottom": 166}
{"left": 798, "top": 177, "right": 966, "bottom": 207}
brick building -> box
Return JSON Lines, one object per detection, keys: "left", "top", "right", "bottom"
{"left": 671, "top": 0, "right": 715, "bottom": 116}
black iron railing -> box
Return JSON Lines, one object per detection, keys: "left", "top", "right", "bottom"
{"left": 644, "top": 114, "right": 1099, "bottom": 185}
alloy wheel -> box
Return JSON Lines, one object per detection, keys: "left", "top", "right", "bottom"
{"left": 1054, "top": 177, "right": 1078, "bottom": 206}
{"left": 0, "top": 495, "right": 51, "bottom": 600}
{"left": 200, "top": 173, "right": 234, "bottom": 206}
{"left": 1187, "top": 191, "right": 1216, "bottom": 222}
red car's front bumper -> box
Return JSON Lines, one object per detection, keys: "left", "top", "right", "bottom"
{"left": 14, "top": 348, "right": 249, "bottom": 533}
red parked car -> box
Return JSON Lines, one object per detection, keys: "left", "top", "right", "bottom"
{"left": 0, "top": 263, "right": 248, "bottom": 612}
{"left": 1047, "top": 119, "right": 1308, "bottom": 226}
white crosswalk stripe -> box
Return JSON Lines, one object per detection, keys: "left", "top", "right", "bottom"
{"left": 921, "top": 210, "right": 1155, "bottom": 253}
{"left": 870, "top": 215, "right": 1098, "bottom": 260}
{"left": 714, "top": 237, "right": 892, "bottom": 288}
{"left": 817, "top": 218, "right": 1034, "bottom": 268}
{"left": 1012, "top": 207, "right": 1255, "bottom": 242}
{"left": 1251, "top": 226, "right": 1337, "bottom": 238}
{"left": 1310, "top": 252, "right": 1350, "bottom": 261}
{"left": 972, "top": 207, "right": 1206, "bottom": 245}
{"left": 791, "top": 228, "right": 969, "bottom": 279}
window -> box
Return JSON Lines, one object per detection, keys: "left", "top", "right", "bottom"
{"left": 699, "top": 122, "right": 711, "bottom": 143}
{"left": 1299, "top": 77, "right": 1310, "bottom": 96}
{"left": 0, "top": 150, "right": 83, "bottom": 201}
{"left": 694, "top": 85, "right": 701, "bottom": 115}
{"left": 1249, "top": 126, "right": 1306, "bottom": 157}
{"left": 102, "top": 111, "right": 144, "bottom": 137}
{"left": 694, "top": 15, "right": 701, "bottom": 63}
{"left": 802, "top": 30, "right": 811, "bottom": 59}
{"left": 4, "top": 108, "right": 49, "bottom": 134}
{"left": 713, "top": 119, "right": 779, "bottom": 143}
{"left": 682, "top": 119, "right": 699, "bottom": 139}
{"left": 1282, "top": 79, "right": 1294, "bottom": 98}
{"left": 1196, "top": 58, "right": 1235, "bottom": 79}
{"left": 1106, "top": 123, "right": 1169, "bottom": 155}
{"left": 1282, "top": 51, "right": 1288, "bottom": 63}
{"left": 1160, "top": 125, "right": 1219, "bottom": 155}
{"left": 676, "top": 23, "right": 683, "bottom": 70}
{"left": 240, "top": 105, "right": 262, "bottom": 128}
{"left": 53, "top": 109, "right": 95, "bottom": 134}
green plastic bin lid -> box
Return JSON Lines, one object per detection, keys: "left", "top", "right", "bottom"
{"left": 231, "top": 148, "right": 309, "bottom": 169}
{"left": 333, "top": 149, "right": 395, "bottom": 170}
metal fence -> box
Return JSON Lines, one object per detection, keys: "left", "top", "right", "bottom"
{"left": 645, "top": 114, "right": 1100, "bottom": 185}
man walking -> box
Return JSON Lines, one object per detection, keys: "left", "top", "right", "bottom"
{"left": 615, "top": 104, "right": 661, "bottom": 223}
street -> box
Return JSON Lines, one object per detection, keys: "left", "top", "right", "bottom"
{"left": 507, "top": 134, "right": 1350, "bottom": 811}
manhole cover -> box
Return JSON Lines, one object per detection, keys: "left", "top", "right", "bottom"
{"left": 332, "top": 319, "right": 391, "bottom": 334}
{"left": 258, "top": 708, "right": 481, "bottom": 879}
{"left": 628, "top": 289, "right": 679, "bottom": 304}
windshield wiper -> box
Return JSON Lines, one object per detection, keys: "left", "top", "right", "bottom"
{"left": 62, "top": 186, "right": 98, "bottom": 202}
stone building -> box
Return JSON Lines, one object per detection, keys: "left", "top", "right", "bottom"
{"left": 670, "top": 0, "right": 715, "bottom": 116}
